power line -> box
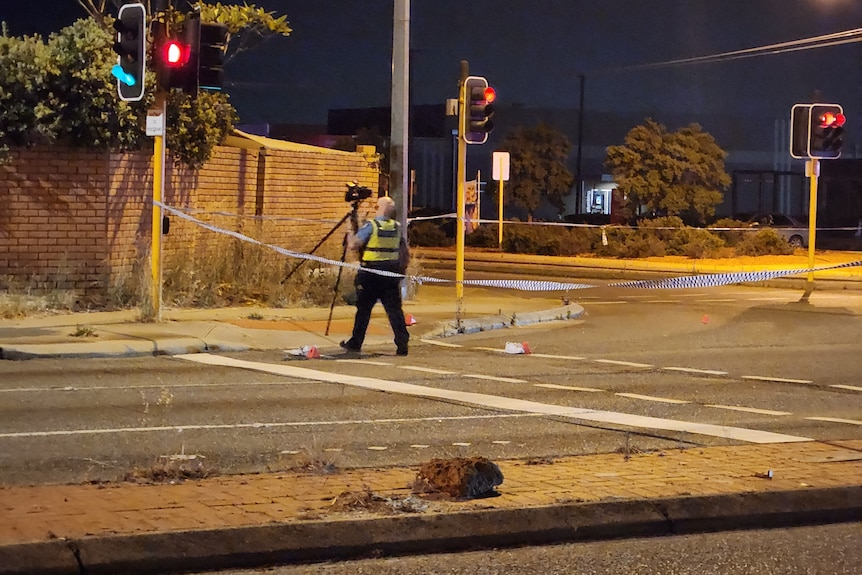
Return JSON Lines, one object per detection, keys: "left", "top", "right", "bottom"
{"left": 591, "top": 28, "right": 862, "bottom": 74}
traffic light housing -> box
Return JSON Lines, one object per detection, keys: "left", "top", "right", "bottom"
{"left": 198, "top": 22, "right": 229, "bottom": 91}
{"left": 157, "top": 15, "right": 228, "bottom": 94}
{"left": 463, "top": 76, "right": 496, "bottom": 144}
{"left": 112, "top": 3, "right": 147, "bottom": 102}
{"left": 791, "top": 103, "right": 846, "bottom": 159}
{"left": 156, "top": 17, "right": 197, "bottom": 94}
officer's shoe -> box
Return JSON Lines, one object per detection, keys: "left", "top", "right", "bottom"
{"left": 396, "top": 346, "right": 408, "bottom": 356}
{"left": 340, "top": 340, "right": 361, "bottom": 352}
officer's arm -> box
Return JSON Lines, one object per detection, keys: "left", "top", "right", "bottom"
{"left": 347, "top": 221, "right": 373, "bottom": 251}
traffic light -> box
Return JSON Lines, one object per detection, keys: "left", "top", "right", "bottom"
{"left": 810, "top": 104, "right": 845, "bottom": 159}
{"left": 198, "top": 22, "right": 229, "bottom": 91}
{"left": 790, "top": 103, "right": 846, "bottom": 159}
{"left": 156, "top": 31, "right": 194, "bottom": 93}
{"left": 463, "top": 76, "right": 496, "bottom": 144}
{"left": 111, "top": 3, "right": 147, "bottom": 102}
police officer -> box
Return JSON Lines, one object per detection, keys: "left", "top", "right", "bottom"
{"left": 340, "top": 196, "right": 410, "bottom": 356}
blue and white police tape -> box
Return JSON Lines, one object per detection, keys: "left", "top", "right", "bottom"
{"left": 610, "top": 259, "right": 862, "bottom": 289}
{"left": 157, "top": 203, "right": 861, "bottom": 292}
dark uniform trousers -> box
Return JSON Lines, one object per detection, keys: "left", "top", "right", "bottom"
{"left": 348, "top": 265, "right": 409, "bottom": 352}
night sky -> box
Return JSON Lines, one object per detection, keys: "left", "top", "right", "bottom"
{"left": 2, "top": 1, "right": 860, "bottom": 132}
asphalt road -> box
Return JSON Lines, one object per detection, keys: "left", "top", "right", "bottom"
{"left": 0, "top": 284, "right": 860, "bottom": 485}
{"left": 188, "top": 522, "right": 862, "bottom": 575}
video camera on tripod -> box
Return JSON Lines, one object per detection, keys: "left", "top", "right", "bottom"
{"left": 345, "top": 182, "right": 373, "bottom": 204}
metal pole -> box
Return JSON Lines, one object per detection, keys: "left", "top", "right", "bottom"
{"left": 805, "top": 158, "right": 819, "bottom": 292}
{"left": 498, "top": 176, "right": 504, "bottom": 249}
{"left": 575, "top": 74, "right": 585, "bottom": 212}
{"left": 151, "top": 93, "right": 166, "bottom": 321}
{"left": 455, "top": 60, "right": 468, "bottom": 326}
{"left": 390, "top": 0, "right": 409, "bottom": 232}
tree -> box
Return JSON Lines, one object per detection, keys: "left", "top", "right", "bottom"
{"left": 500, "top": 123, "right": 574, "bottom": 221}
{"left": 605, "top": 119, "right": 729, "bottom": 226}
{"left": 0, "top": 2, "right": 290, "bottom": 167}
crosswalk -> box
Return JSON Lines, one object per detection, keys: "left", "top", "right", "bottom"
{"left": 177, "top": 353, "right": 819, "bottom": 444}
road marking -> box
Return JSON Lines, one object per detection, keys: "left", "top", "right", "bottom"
{"left": 705, "top": 404, "right": 792, "bottom": 416}
{"left": 663, "top": 367, "right": 729, "bottom": 376}
{"left": 742, "top": 375, "right": 814, "bottom": 385}
{"left": 645, "top": 300, "right": 678, "bottom": 304}
{"left": 831, "top": 385, "right": 862, "bottom": 392}
{"left": 534, "top": 383, "right": 604, "bottom": 393}
{"left": 398, "top": 366, "right": 458, "bottom": 375}
{"left": 805, "top": 416, "right": 862, "bottom": 426}
{"left": 593, "top": 359, "right": 654, "bottom": 368}
{"left": 0, "top": 413, "right": 541, "bottom": 440}
{"left": 464, "top": 374, "right": 529, "bottom": 383}
{"left": 615, "top": 393, "right": 690, "bottom": 404}
{"left": 336, "top": 359, "right": 393, "bottom": 366}
{"left": 419, "top": 339, "right": 462, "bottom": 348}
{"left": 698, "top": 298, "right": 737, "bottom": 303}
{"left": 492, "top": 440, "right": 511, "bottom": 445}
{"left": 366, "top": 446, "right": 388, "bottom": 451}
{"left": 176, "top": 354, "right": 812, "bottom": 444}
{"left": 0, "top": 381, "right": 306, "bottom": 393}
{"left": 582, "top": 301, "right": 628, "bottom": 305}
{"left": 410, "top": 444, "right": 430, "bottom": 448}
{"left": 529, "top": 353, "right": 587, "bottom": 360}
{"left": 452, "top": 442, "right": 471, "bottom": 446}
{"left": 474, "top": 346, "right": 504, "bottom": 352}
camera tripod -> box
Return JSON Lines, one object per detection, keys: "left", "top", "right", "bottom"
{"left": 282, "top": 199, "right": 363, "bottom": 336}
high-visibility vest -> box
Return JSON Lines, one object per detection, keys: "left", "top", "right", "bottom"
{"left": 361, "top": 219, "right": 401, "bottom": 264}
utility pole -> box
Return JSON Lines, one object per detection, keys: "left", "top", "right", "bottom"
{"left": 455, "top": 60, "right": 468, "bottom": 326}
{"left": 391, "top": 0, "right": 410, "bottom": 236}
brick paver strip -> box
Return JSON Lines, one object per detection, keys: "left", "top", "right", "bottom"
{"left": 0, "top": 441, "right": 860, "bottom": 545}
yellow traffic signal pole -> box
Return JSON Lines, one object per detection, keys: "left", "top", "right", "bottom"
{"left": 150, "top": 93, "right": 166, "bottom": 321}
{"left": 455, "top": 61, "right": 468, "bottom": 328}
{"left": 497, "top": 157, "right": 505, "bottom": 249}
{"left": 804, "top": 158, "right": 820, "bottom": 295}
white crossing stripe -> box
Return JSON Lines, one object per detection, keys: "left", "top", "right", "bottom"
{"left": 705, "top": 404, "right": 792, "bottom": 416}
{"left": 534, "top": 383, "right": 605, "bottom": 393}
{"left": 831, "top": 385, "right": 862, "bottom": 392}
{"left": 177, "top": 354, "right": 812, "bottom": 444}
{"left": 594, "top": 359, "right": 654, "bottom": 368}
{"left": 616, "top": 393, "right": 690, "bottom": 404}
{"left": 419, "top": 339, "right": 463, "bottom": 348}
{"left": 336, "top": 359, "right": 393, "bottom": 366}
{"left": 742, "top": 375, "right": 813, "bottom": 385}
{"left": 529, "top": 353, "right": 587, "bottom": 360}
{"left": 805, "top": 416, "right": 862, "bottom": 426}
{"left": 663, "top": 367, "right": 729, "bottom": 376}
{"left": 464, "top": 374, "right": 529, "bottom": 383}
{"left": 398, "top": 366, "right": 458, "bottom": 375}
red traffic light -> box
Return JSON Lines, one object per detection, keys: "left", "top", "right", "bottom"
{"left": 162, "top": 40, "right": 190, "bottom": 68}
{"left": 819, "top": 111, "right": 846, "bottom": 128}
{"left": 483, "top": 86, "right": 496, "bottom": 104}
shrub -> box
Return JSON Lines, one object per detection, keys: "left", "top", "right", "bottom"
{"left": 735, "top": 229, "right": 794, "bottom": 256}
{"left": 408, "top": 221, "right": 452, "bottom": 247}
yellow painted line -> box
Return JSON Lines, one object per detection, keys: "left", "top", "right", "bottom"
{"left": 706, "top": 404, "right": 792, "bottom": 416}
{"left": 463, "top": 374, "right": 529, "bottom": 383}
{"left": 534, "top": 383, "right": 604, "bottom": 393}
{"left": 806, "top": 416, "right": 862, "bottom": 426}
{"left": 831, "top": 385, "right": 862, "bottom": 392}
{"left": 615, "top": 393, "right": 689, "bottom": 404}
{"left": 742, "top": 375, "right": 813, "bottom": 385}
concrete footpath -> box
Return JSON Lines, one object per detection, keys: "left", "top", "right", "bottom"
{"left": 1, "top": 254, "right": 861, "bottom": 574}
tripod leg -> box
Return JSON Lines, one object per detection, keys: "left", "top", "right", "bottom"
{"left": 283, "top": 211, "right": 352, "bottom": 284}
{"left": 325, "top": 241, "right": 351, "bottom": 336}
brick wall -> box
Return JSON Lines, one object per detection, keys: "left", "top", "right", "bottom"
{"left": 0, "top": 143, "right": 378, "bottom": 297}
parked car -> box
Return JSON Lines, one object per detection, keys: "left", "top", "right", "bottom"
{"left": 743, "top": 213, "right": 809, "bottom": 248}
